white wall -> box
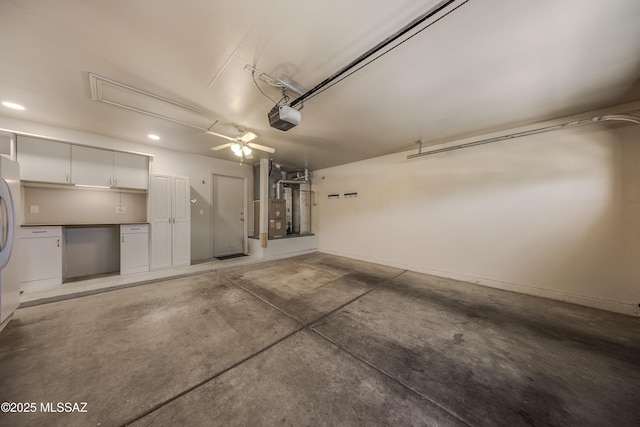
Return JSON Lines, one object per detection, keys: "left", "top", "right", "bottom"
{"left": 312, "top": 111, "right": 640, "bottom": 316}
{"left": 0, "top": 116, "right": 253, "bottom": 261}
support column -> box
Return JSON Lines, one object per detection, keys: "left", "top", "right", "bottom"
{"left": 259, "top": 158, "right": 270, "bottom": 247}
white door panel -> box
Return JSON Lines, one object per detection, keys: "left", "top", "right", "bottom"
{"left": 151, "top": 175, "right": 172, "bottom": 270}
{"left": 172, "top": 176, "right": 190, "bottom": 266}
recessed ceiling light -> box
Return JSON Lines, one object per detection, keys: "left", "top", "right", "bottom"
{"left": 2, "top": 101, "right": 26, "bottom": 110}
{"left": 148, "top": 134, "right": 160, "bottom": 140}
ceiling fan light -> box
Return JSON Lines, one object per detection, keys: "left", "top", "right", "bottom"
{"left": 242, "top": 146, "right": 252, "bottom": 155}
{"left": 231, "top": 143, "right": 242, "bottom": 156}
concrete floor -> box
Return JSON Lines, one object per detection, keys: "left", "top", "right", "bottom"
{"left": 1, "top": 253, "right": 639, "bottom": 426}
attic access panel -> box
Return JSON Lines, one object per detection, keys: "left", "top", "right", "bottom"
{"left": 89, "top": 73, "right": 217, "bottom": 130}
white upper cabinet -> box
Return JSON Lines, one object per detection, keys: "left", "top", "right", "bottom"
{"left": 17, "top": 136, "right": 149, "bottom": 189}
{"left": 113, "top": 151, "right": 148, "bottom": 190}
{"left": 17, "top": 136, "right": 71, "bottom": 184}
{"left": 71, "top": 146, "right": 149, "bottom": 190}
{"left": 71, "top": 145, "right": 114, "bottom": 187}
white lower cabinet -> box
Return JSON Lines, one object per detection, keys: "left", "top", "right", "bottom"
{"left": 19, "top": 226, "right": 63, "bottom": 291}
{"left": 120, "top": 224, "right": 149, "bottom": 274}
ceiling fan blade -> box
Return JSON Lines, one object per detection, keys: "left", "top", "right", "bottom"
{"left": 206, "top": 131, "right": 236, "bottom": 142}
{"left": 211, "top": 142, "right": 233, "bottom": 151}
{"left": 240, "top": 131, "right": 258, "bottom": 143}
{"left": 247, "top": 142, "right": 275, "bottom": 153}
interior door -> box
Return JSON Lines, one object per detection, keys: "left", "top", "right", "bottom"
{"left": 212, "top": 174, "right": 245, "bottom": 257}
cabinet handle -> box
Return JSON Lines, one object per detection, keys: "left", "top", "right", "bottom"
{"left": 66, "top": 174, "right": 70, "bottom": 183}
{"left": 122, "top": 236, "right": 125, "bottom": 243}
{"left": 108, "top": 179, "right": 112, "bottom": 186}
{"left": 131, "top": 227, "right": 140, "bottom": 230}
{"left": 32, "top": 230, "right": 47, "bottom": 234}
{"left": 57, "top": 239, "right": 60, "bottom": 247}
{"left": 114, "top": 179, "right": 118, "bottom": 186}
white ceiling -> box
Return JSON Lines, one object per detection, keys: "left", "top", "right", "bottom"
{"left": 1, "top": 0, "right": 639, "bottom": 170}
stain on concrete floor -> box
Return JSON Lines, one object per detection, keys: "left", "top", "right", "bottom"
{"left": 312, "top": 270, "right": 640, "bottom": 426}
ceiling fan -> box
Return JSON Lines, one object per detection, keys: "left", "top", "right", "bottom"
{"left": 208, "top": 127, "right": 275, "bottom": 160}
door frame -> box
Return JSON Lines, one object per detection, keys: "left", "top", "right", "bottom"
{"left": 210, "top": 173, "right": 248, "bottom": 258}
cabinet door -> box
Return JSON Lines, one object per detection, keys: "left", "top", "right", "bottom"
{"left": 71, "top": 145, "right": 114, "bottom": 187}
{"left": 17, "top": 136, "right": 71, "bottom": 184}
{"left": 150, "top": 175, "right": 172, "bottom": 270}
{"left": 113, "top": 152, "right": 149, "bottom": 190}
{"left": 172, "top": 176, "right": 191, "bottom": 267}
{"left": 20, "top": 236, "right": 62, "bottom": 288}
{"left": 121, "top": 230, "right": 149, "bottom": 274}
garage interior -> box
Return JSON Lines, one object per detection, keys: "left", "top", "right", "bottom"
{"left": 1, "top": 0, "right": 640, "bottom": 426}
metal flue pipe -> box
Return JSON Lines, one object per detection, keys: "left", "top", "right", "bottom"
{"left": 276, "top": 168, "right": 310, "bottom": 199}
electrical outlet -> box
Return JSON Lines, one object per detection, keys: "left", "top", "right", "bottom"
{"left": 30, "top": 205, "right": 39, "bottom": 214}
{"left": 115, "top": 206, "right": 127, "bottom": 215}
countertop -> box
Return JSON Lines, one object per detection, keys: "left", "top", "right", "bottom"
{"left": 21, "top": 223, "right": 149, "bottom": 227}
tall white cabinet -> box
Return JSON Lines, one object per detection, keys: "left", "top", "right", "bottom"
{"left": 150, "top": 174, "right": 190, "bottom": 270}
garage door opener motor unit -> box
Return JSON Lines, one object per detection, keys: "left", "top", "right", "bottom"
{"left": 268, "top": 105, "right": 301, "bottom": 131}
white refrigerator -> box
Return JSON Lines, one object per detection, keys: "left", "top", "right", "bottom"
{"left": 0, "top": 155, "right": 19, "bottom": 332}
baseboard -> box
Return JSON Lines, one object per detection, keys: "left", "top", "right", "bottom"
{"left": 317, "top": 250, "right": 640, "bottom": 317}
{"left": 20, "top": 277, "right": 63, "bottom": 292}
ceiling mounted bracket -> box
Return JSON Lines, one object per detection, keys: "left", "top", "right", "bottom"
{"left": 243, "top": 64, "right": 307, "bottom": 97}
